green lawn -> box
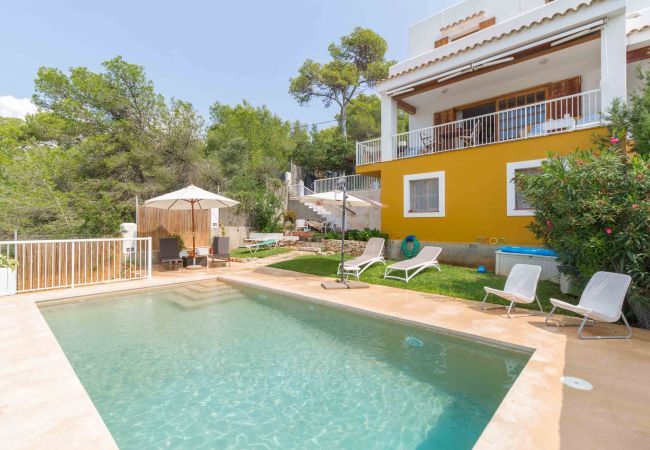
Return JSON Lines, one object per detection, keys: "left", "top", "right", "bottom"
{"left": 269, "top": 254, "right": 576, "bottom": 313}
{"left": 230, "top": 246, "right": 293, "bottom": 259}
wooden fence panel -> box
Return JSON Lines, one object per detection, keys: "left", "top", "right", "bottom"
{"left": 137, "top": 206, "right": 211, "bottom": 251}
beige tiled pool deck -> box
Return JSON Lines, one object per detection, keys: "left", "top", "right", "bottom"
{"left": 1, "top": 254, "right": 649, "bottom": 449}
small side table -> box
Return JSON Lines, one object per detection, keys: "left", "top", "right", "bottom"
{"left": 182, "top": 256, "right": 207, "bottom": 268}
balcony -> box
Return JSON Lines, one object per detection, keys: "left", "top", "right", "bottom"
{"left": 313, "top": 174, "right": 381, "bottom": 193}
{"left": 356, "top": 90, "right": 602, "bottom": 165}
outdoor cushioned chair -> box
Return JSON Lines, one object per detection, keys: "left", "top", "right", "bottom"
{"left": 209, "top": 236, "right": 230, "bottom": 267}
{"left": 159, "top": 237, "right": 183, "bottom": 270}
{"left": 295, "top": 219, "right": 309, "bottom": 231}
{"left": 481, "top": 264, "right": 543, "bottom": 317}
{"left": 239, "top": 238, "right": 279, "bottom": 254}
{"left": 337, "top": 237, "right": 385, "bottom": 281}
{"left": 545, "top": 271, "right": 632, "bottom": 340}
{"left": 383, "top": 246, "right": 442, "bottom": 283}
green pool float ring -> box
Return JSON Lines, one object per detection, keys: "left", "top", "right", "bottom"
{"left": 401, "top": 235, "right": 419, "bottom": 259}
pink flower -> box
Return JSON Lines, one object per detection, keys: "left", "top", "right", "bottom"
{"left": 546, "top": 220, "right": 553, "bottom": 230}
{"left": 605, "top": 227, "right": 612, "bottom": 235}
{"left": 632, "top": 204, "right": 639, "bottom": 210}
{"left": 610, "top": 136, "right": 620, "bottom": 145}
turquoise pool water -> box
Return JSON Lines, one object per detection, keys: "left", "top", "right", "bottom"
{"left": 41, "top": 282, "right": 530, "bottom": 449}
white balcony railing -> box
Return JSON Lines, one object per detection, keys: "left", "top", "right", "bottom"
{"left": 356, "top": 90, "right": 602, "bottom": 165}
{"left": 313, "top": 174, "right": 381, "bottom": 193}
{"left": 355, "top": 137, "right": 382, "bottom": 166}
{"left": 0, "top": 237, "right": 152, "bottom": 294}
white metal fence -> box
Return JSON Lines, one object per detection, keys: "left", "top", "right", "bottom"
{"left": 313, "top": 174, "right": 381, "bottom": 193}
{"left": 355, "top": 137, "right": 382, "bottom": 166}
{"left": 0, "top": 237, "right": 152, "bottom": 294}
{"left": 356, "top": 90, "right": 602, "bottom": 164}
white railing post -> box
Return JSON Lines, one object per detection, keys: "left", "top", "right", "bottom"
{"left": 147, "top": 237, "right": 152, "bottom": 279}
{"left": 71, "top": 242, "right": 75, "bottom": 289}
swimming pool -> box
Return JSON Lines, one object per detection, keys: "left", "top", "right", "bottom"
{"left": 41, "top": 281, "right": 530, "bottom": 449}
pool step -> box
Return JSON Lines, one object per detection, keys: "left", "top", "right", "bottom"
{"left": 171, "top": 285, "right": 240, "bottom": 300}
{"left": 184, "top": 282, "right": 219, "bottom": 294}
{"left": 168, "top": 283, "right": 243, "bottom": 309}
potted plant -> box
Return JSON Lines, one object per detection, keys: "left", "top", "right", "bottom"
{"left": 557, "top": 264, "right": 579, "bottom": 295}
{"left": 0, "top": 254, "right": 18, "bottom": 295}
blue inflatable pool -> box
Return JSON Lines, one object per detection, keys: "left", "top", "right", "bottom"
{"left": 499, "top": 246, "right": 557, "bottom": 257}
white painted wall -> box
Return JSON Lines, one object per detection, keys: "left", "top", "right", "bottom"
{"left": 407, "top": 0, "right": 548, "bottom": 58}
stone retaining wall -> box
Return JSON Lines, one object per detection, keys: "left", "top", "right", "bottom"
{"left": 322, "top": 239, "right": 370, "bottom": 256}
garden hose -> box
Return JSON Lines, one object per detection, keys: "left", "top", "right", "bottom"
{"left": 401, "top": 235, "right": 419, "bottom": 259}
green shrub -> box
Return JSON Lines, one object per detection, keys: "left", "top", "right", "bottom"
{"left": 237, "top": 190, "right": 283, "bottom": 232}
{"left": 322, "top": 228, "right": 388, "bottom": 242}
{"left": 0, "top": 254, "right": 18, "bottom": 270}
{"left": 283, "top": 210, "right": 297, "bottom": 224}
{"left": 518, "top": 144, "right": 649, "bottom": 307}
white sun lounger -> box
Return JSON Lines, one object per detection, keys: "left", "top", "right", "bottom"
{"left": 481, "top": 264, "right": 543, "bottom": 317}
{"left": 383, "top": 246, "right": 442, "bottom": 283}
{"left": 545, "top": 271, "right": 633, "bottom": 339}
{"left": 337, "top": 237, "right": 385, "bottom": 280}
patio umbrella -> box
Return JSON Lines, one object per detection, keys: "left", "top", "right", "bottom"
{"left": 144, "top": 185, "right": 239, "bottom": 267}
{"left": 297, "top": 181, "right": 382, "bottom": 285}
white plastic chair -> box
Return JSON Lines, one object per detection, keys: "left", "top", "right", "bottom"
{"left": 295, "top": 219, "right": 309, "bottom": 231}
{"left": 337, "top": 237, "right": 386, "bottom": 280}
{"left": 384, "top": 246, "right": 442, "bottom": 283}
{"left": 460, "top": 122, "right": 478, "bottom": 147}
{"left": 545, "top": 271, "right": 632, "bottom": 339}
{"left": 481, "top": 264, "right": 543, "bottom": 317}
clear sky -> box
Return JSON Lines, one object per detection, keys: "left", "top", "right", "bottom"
{"left": 1, "top": 0, "right": 457, "bottom": 126}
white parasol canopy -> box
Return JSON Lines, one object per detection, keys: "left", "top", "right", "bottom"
{"left": 144, "top": 184, "right": 239, "bottom": 210}
{"left": 144, "top": 185, "right": 239, "bottom": 267}
{"left": 296, "top": 191, "right": 382, "bottom": 209}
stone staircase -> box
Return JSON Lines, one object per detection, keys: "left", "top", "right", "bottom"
{"left": 289, "top": 183, "right": 343, "bottom": 230}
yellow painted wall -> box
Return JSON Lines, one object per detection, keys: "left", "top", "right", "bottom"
{"left": 356, "top": 128, "right": 606, "bottom": 245}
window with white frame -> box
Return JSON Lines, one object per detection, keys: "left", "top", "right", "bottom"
{"left": 404, "top": 171, "right": 445, "bottom": 217}
{"left": 506, "top": 159, "right": 543, "bottom": 216}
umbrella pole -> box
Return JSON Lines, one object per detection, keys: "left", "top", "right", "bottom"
{"left": 191, "top": 200, "right": 196, "bottom": 266}
{"left": 340, "top": 185, "right": 346, "bottom": 284}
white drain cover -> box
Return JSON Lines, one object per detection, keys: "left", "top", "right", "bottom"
{"left": 561, "top": 376, "right": 593, "bottom": 391}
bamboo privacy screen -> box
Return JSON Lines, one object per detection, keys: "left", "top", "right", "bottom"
{"left": 137, "top": 206, "right": 211, "bottom": 252}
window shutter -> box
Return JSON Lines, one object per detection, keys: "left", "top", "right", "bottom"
{"left": 434, "top": 109, "right": 455, "bottom": 125}
{"left": 435, "top": 37, "right": 449, "bottom": 48}
{"left": 479, "top": 17, "right": 495, "bottom": 30}
{"left": 548, "top": 76, "right": 581, "bottom": 98}
{"left": 548, "top": 76, "right": 581, "bottom": 119}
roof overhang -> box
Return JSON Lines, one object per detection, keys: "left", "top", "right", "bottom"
{"left": 627, "top": 7, "right": 650, "bottom": 48}
{"left": 378, "top": 0, "right": 626, "bottom": 95}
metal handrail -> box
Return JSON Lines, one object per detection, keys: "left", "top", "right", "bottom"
{"left": 313, "top": 174, "right": 381, "bottom": 193}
